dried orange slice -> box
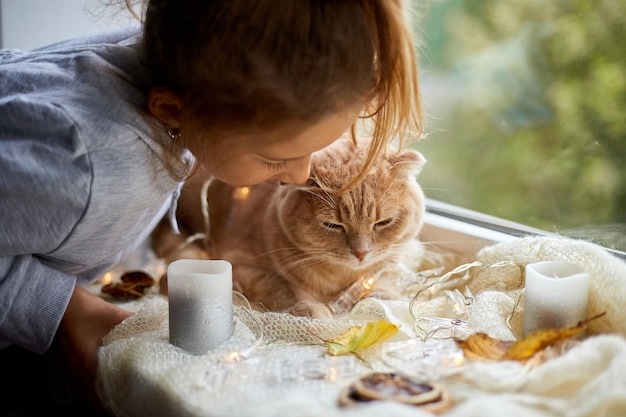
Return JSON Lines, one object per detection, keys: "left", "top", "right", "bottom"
{"left": 339, "top": 372, "right": 451, "bottom": 413}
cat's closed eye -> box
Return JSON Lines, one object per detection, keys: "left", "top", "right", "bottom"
{"left": 323, "top": 221, "right": 344, "bottom": 230}
{"left": 375, "top": 218, "right": 394, "bottom": 228}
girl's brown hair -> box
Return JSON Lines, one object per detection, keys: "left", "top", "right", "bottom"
{"left": 127, "top": 0, "right": 422, "bottom": 183}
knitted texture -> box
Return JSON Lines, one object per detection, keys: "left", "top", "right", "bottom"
{"left": 97, "top": 236, "right": 626, "bottom": 417}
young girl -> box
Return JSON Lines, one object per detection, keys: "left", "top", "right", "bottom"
{"left": 0, "top": 0, "right": 422, "bottom": 414}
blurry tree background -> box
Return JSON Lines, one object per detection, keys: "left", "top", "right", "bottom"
{"left": 413, "top": 0, "right": 626, "bottom": 251}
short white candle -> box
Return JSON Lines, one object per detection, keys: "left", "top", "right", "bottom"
{"left": 167, "top": 259, "right": 233, "bottom": 354}
{"left": 522, "top": 260, "right": 589, "bottom": 337}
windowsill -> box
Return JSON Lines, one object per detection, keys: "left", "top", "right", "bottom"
{"left": 419, "top": 198, "right": 551, "bottom": 258}
{"left": 419, "top": 212, "right": 519, "bottom": 258}
{"left": 420, "top": 198, "right": 626, "bottom": 262}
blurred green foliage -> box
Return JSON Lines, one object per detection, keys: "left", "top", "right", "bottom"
{"left": 414, "top": 0, "right": 626, "bottom": 250}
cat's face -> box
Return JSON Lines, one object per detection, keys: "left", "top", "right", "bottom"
{"left": 276, "top": 138, "right": 426, "bottom": 270}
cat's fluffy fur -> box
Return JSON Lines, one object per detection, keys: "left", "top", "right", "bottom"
{"left": 154, "top": 137, "right": 427, "bottom": 318}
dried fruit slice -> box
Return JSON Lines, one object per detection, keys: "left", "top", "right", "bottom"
{"left": 339, "top": 372, "right": 451, "bottom": 413}
{"left": 353, "top": 372, "right": 440, "bottom": 403}
{"left": 101, "top": 270, "right": 155, "bottom": 299}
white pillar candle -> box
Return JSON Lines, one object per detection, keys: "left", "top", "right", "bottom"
{"left": 522, "top": 260, "right": 589, "bottom": 337}
{"left": 167, "top": 259, "right": 233, "bottom": 354}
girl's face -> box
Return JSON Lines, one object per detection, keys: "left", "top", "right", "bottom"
{"left": 202, "top": 110, "right": 359, "bottom": 187}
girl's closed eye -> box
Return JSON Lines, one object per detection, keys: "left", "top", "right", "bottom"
{"left": 262, "top": 160, "right": 288, "bottom": 172}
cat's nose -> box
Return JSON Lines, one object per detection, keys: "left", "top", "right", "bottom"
{"left": 352, "top": 249, "right": 370, "bottom": 262}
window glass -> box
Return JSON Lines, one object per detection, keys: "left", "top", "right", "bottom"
{"left": 413, "top": 0, "right": 626, "bottom": 252}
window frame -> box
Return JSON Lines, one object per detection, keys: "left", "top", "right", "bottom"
{"left": 423, "top": 198, "right": 626, "bottom": 262}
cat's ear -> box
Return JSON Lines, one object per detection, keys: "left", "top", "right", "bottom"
{"left": 388, "top": 149, "right": 427, "bottom": 178}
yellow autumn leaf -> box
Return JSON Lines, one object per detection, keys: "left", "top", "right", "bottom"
{"left": 456, "top": 312, "right": 606, "bottom": 363}
{"left": 503, "top": 312, "right": 606, "bottom": 361}
{"left": 324, "top": 320, "right": 399, "bottom": 356}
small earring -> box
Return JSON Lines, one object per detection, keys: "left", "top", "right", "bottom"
{"left": 167, "top": 127, "right": 181, "bottom": 140}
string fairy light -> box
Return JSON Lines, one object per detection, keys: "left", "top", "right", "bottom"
{"left": 224, "top": 290, "right": 265, "bottom": 362}
{"left": 409, "top": 260, "right": 524, "bottom": 341}
{"left": 328, "top": 274, "right": 377, "bottom": 314}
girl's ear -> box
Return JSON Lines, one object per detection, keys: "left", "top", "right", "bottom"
{"left": 147, "top": 87, "right": 184, "bottom": 128}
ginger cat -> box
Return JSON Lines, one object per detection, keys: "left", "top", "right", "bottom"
{"left": 154, "top": 137, "right": 427, "bottom": 318}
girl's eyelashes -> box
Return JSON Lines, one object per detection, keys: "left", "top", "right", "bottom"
{"left": 262, "top": 160, "right": 288, "bottom": 172}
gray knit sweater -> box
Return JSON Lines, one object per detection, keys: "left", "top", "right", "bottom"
{"left": 0, "top": 28, "right": 184, "bottom": 353}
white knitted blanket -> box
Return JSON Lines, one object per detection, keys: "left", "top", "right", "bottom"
{"left": 97, "top": 236, "right": 626, "bottom": 417}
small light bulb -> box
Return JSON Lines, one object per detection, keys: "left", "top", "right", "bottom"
{"left": 102, "top": 272, "right": 113, "bottom": 286}
{"left": 225, "top": 351, "right": 242, "bottom": 362}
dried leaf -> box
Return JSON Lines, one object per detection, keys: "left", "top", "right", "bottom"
{"left": 503, "top": 312, "right": 606, "bottom": 361}
{"left": 454, "top": 333, "right": 513, "bottom": 362}
{"left": 455, "top": 312, "right": 606, "bottom": 363}
{"left": 324, "top": 320, "right": 399, "bottom": 356}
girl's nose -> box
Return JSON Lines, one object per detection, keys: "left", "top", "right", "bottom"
{"left": 278, "top": 156, "right": 311, "bottom": 184}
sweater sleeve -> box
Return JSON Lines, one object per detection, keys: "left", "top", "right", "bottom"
{"left": 0, "top": 96, "right": 91, "bottom": 353}
{"left": 0, "top": 256, "right": 75, "bottom": 353}
{"left": 31, "top": 27, "right": 141, "bottom": 53}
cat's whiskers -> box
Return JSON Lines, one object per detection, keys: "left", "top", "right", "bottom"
{"left": 384, "top": 243, "right": 409, "bottom": 261}
{"left": 316, "top": 186, "right": 339, "bottom": 211}
{"left": 254, "top": 245, "right": 332, "bottom": 259}
{"left": 274, "top": 252, "right": 333, "bottom": 277}
{"left": 255, "top": 246, "right": 329, "bottom": 266}
{"left": 294, "top": 184, "right": 339, "bottom": 211}
{"left": 313, "top": 182, "right": 341, "bottom": 211}
{"left": 379, "top": 184, "right": 396, "bottom": 206}
{"left": 262, "top": 245, "right": 379, "bottom": 277}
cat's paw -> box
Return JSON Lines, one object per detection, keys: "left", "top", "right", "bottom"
{"left": 287, "top": 301, "right": 333, "bottom": 319}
